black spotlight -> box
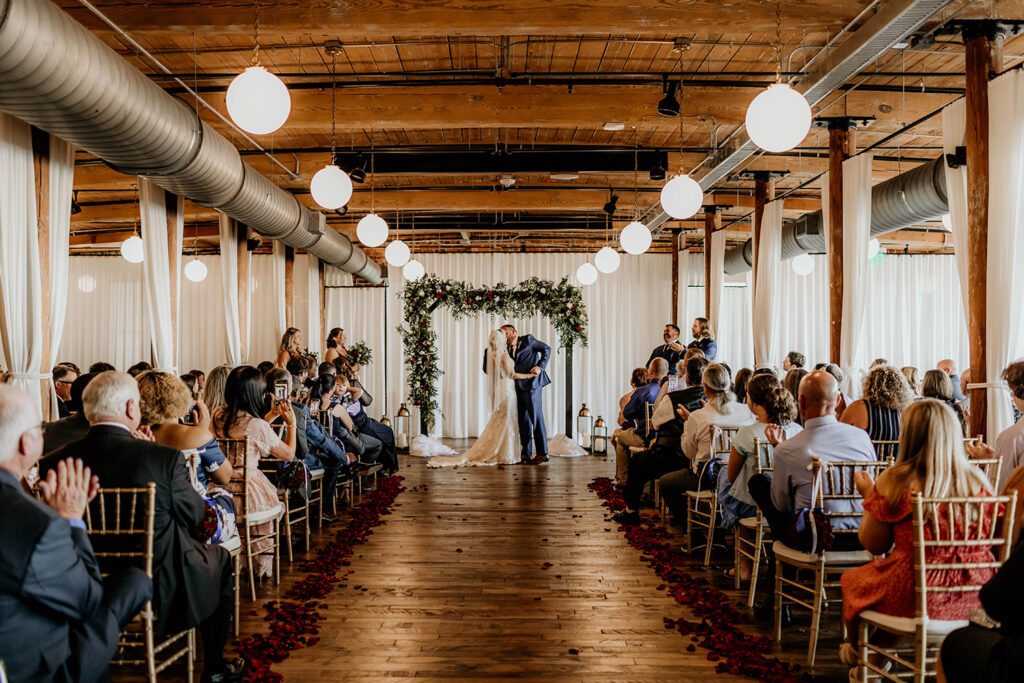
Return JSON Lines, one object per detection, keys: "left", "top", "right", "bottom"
{"left": 70, "top": 190, "right": 82, "bottom": 215}
{"left": 603, "top": 194, "right": 619, "bottom": 215}
{"left": 650, "top": 163, "right": 666, "bottom": 181}
{"left": 657, "top": 80, "right": 681, "bottom": 117}
{"left": 349, "top": 154, "right": 367, "bottom": 183}
{"left": 334, "top": 205, "right": 348, "bottom": 217}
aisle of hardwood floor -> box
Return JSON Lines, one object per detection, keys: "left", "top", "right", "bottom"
{"left": 238, "top": 450, "right": 843, "bottom": 681}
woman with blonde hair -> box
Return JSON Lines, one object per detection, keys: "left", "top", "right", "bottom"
{"left": 202, "top": 364, "right": 232, "bottom": 412}
{"left": 841, "top": 364, "right": 915, "bottom": 441}
{"left": 275, "top": 327, "right": 303, "bottom": 368}
{"left": 838, "top": 399, "right": 998, "bottom": 675}
{"left": 902, "top": 366, "right": 921, "bottom": 395}
{"left": 921, "top": 369, "right": 967, "bottom": 434}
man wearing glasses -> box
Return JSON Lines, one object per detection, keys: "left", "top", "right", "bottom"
{"left": 52, "top": 365, "right": 78, "bottom": 418}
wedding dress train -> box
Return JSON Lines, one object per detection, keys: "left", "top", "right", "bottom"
{"left": 427, "top": 331, "right": 521, "bottom": 468}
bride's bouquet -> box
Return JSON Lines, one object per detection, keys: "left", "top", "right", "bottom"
{"left": 346, "top": 341, "right": 373, "bottom": 367}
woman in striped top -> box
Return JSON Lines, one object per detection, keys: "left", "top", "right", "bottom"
{"left": 840, "top": 364, "right": 914, "bottom": 442}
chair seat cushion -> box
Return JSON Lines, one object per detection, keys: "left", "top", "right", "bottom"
{"left": 859, "top": 610, "right": 967, "bottom": 636}
{"left": 217, "top": 534, "right": 242, "bottom": 554}
{"left": 246, "top": 503, "right": 284, "bottom": 525}
{"left": 309, "top": 468, "right": 325, "bottom": 478}
{"left": 738, "top": 516, "right": 766, "bottom": 529}
{"left": 772, "top": 540, "right": 871, "bottom": 565}
{"left": 686, "top": 490, "right": 714, "bottom": 500}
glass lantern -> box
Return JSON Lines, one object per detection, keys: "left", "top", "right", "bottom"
{"left": 380, "top": 415, "right": 391, "bottom": 426}
{"left": 593, "top": 416, "right": 609, "bottom": 455}
{"left": 577, "top": 404, "right": 594, "bottom": 452}
{"left": 395, "top": 402, "right": 411, "bottom": 451}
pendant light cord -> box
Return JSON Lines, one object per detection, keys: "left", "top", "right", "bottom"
{"left": 251, "top": 0, "right": 261, "bottom": 67}
{"left": 330, "top": 53, "right": 337, "bottom": 164}
{"left": 370, "top": 138, "right": 375, "bottom": 213}
{"left": 775, "top": 0, "right": 783, "bottom": 82}
{"left": 633, "top": 129, "right": 640, "bottom": 220}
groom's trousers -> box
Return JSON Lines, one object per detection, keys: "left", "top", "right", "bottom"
{"left": 515, "top": 386, "right": 547, "bottom": 457}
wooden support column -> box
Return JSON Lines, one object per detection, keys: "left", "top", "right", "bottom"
{"left": 164, "top": 191, "right": 180, "bottom": 369}
{"left": 284, "top": 245, "right": 295, "bottom": 328}
{"left": 31, "top": 128, "right": 52, "bottom": 418}
{"left": 671, "top": 230, "right": 681, "bottom": 327}
{"left": 827, "top": 122, "right": 852, "bottom": 365}
{"left": 964, "top": 25, "right": 998, "bottom": 440}
{"left": 236, "top": 223, "right": 250, "bottom": 363}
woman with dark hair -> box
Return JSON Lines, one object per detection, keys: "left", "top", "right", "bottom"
{"left": 325, "top": 327, "right": 345, "bottom": 365}
{"left": 212, "top": 365, "right": 296, "bottom": 577}
{"left": 276, "top": 327, "right": 303, "bottom": 368}
{"left": 733, "top": 368, "right": 753, "bottom": 405}
{"left": 332, "top": 375, "right": 397, "bottom": 474}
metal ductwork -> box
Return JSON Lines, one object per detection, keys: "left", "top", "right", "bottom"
{"left": 0, "top": 0, "right": 382, "bottom": 283}
{"left": 723, "top": 156, "right": 949, "bottom": 274}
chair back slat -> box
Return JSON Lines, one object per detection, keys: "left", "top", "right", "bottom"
{"left": 217, "top": 437, "right": 252, "bottom": 516}
{"left": 182, "top": 449, "right": 201, "bottom": 490}
{"left": 911, "top": 492, "right": 1017, "bottom": 619}
{"left": 84, "top": 484, "right": 157, "bottom": 579}
{"left": 969, "top": 458, "right": 1003, "bottom": 488}
{"left": 644, "top": 402, "right": 654, "bottom": 436}
{"left": 871, "top": 440, "right": 900, "bottom": 465}
{"left": 317, "top": 409, "right": 333, "bottom": 436}
{"left": 813, "top": 459, "right": 888, "bottom": 539}
{"left": 753, "top": 438, "right": 774, "bottom": 475}
{"left": 712, "top": 426, "right": 740, "bottom": 461}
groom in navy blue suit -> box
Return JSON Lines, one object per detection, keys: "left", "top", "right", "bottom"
{"left": 500, "top": 324, "right": 551, "bottom": 464}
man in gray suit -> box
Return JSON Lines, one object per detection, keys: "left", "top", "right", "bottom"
{"left": 0, "top": 384, "right": 150, "bottom": 683}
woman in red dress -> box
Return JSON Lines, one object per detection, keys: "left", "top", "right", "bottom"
{"left": 839, "top": 399, "right": 1000, "bottom": 670}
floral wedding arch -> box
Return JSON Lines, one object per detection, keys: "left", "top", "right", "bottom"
{"left": 398, "top": 275, "right": 589, "bottom": 430}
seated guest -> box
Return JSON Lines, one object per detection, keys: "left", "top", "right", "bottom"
{"left": 213, "top": 366, "right": 296, "bottom": 579}
{"left": 286, "top": 373, "right": 347, "bottom": 520}
{"left": 825, "top": 363, "right": 849, "bottom": 419}
{"left": 920, "top": 369, "right": 967, "bottom": 435}
{"left": 964, "top": 361, "right": 1024, "bottom": 493}
{"left": 939, "top": 538, "right": 1024, "bottom": 683}
{"left": 871, "top": 358, "right": 890, "bottom": 369}
{"left": 43, "top": 372, "right": 98, "bottom": 455}
{"left": 722, "top": 374, "right": 802, "bottom": 579}
{"left": 648, "top": 323, "right": 686, "bottom": 375}
{"left": 613, "top": 359, "right": 668, "bottom": 482}
{"left": 43, "top": 372, "right": 242, "bottom": 683}
{"left": 88, "top": 361, "right": 115, "bottom": 373}
{"left": 614, "top": 367, "right": 649, "bottom": 480}
{"left": 813, "top": 362, "right": 828, "bottom": 371}
{"left": 655, "top": 363, "right": 756, "bottom": 518}
{"left": 256, "top": 360, "right": 275, "bottom": 376}
{"left": 188, "top": 369, "right": 206, "bottom": 394}
{"left": 733, "top": 367, "right": 753, "bottom": 405}
{"left": 649, "top": 357, "right": 708, "bottom": 436}
{"left": 309, "top": 374, "right": 382, "bottom": 464}
{"left": 0, "top": 384, "right": 151, "bottom": 683}
{"left": 53, "top": 364, "right": 78, "bottom": 418}
{"left": 783, "top": 368, "right": 807, "bottom": 404}
{"left": 839, "top": 400, "right": 997, "bottom": 674}
{"left": 332, "top": 375, "right": 397, "bottom": 474}
{"left": 840, "top": 364, "right": 914, "bottom": 442}
{"left": 901, "top": 366, "right": 921, "bottom": 395}
{"left": 747, "top": 371, "right": 876, "bottom": 545}
{"left": 782, "top": 351, "right": 805, "bottom": 372}
{"left": 136, "top": 371, "right": 236, "bottom": 541}
{"left": 58, "top": 361, "right": 82, "bottom": 375}
{"left": 180, "top": 372, "right": 200, "bottom": 401}
{"left": 126, "top": 361, "right": 151, "bottom": 378}
{"left": 687, "top": 317, "right": 718, "bottom": 360}
{"left": 202, "top": 364, "right": 232, "bottom": 412}
{"left": 938, "top": 358, "right": 968, "bottom": 402}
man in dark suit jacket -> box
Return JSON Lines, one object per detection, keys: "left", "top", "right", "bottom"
{"left": 42, "top": 372, "right": 242, "bottom": 683}
{"left": 42, "top": 372, "right": 97, "bottom": 455}
{"left": 0, "top": 384, "right": 150, "bottom": 683}
{"left": 647, "top": 323, "right": 685, "bottom": 375}
{"left": 498, "top": 324, "right": 551, "bottom": 463}
{"left": 687, "top": 317, "right": 718, "bottom": 360}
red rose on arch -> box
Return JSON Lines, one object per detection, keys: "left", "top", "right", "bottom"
{"left": 575, "top": 325, "right": 581, "bottom": 331}
{"left": 487, "top": 291, "right": 493, "bottom": 298}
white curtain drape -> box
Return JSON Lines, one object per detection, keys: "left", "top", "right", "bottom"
{"left": 984, "top": 70, "right": 1024, "bottom": 438}
{"left": 0, "top": 112, "right": 43, "bottom": 408}
{"left": 272, "top": 239, "right": 287, "bottom": 338}
{"left": 941, "top": 99, "right": 971, "bottom": 322}
{"left": 45, "top": 136, "right": 75, "bottom": 418}
{"left": 840, "top": 154, "right": 873, "bottom": 371}
{"left": 707, "top": 229, "right": 726, "bottom": 338}
{"left": 218, "top": 213, "right": 243, "bottom": 366}
{"left": 752, "top": 200, "right": 782, "bottom": 367}
{"left": 139, "top": 179, "right": 183, "bottom": 371}
{"left": 776, "top": 253, "right": 830, "bottom": 367}
{"left": 676, "top": 245, "right": 690, "bottom": 329}
{"left": 683, "top": 252, "right": 753, "bottom": 369}
{"left": 306, "top": 259, "right": 322, "bottom": 359}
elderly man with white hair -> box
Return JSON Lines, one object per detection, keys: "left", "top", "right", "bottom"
{"left": 42, "top": 371, "right": 244, "bottom": 683}
{"left": 0, "top": 383, "right": 151, "bottom": 683}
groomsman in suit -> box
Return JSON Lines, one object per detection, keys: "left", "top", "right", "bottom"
{"left": 500, "top": 324, "right": 551, "bottom": 464}
{"left": 0, "top": 384, "right": 151, "bottom": 683}
{"left": 648, "top": 324, "right": 685, "bottom": 375}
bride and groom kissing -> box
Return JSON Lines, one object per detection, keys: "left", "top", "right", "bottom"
{"left": 427, "top": 324, "right": 551, "bottom": 468}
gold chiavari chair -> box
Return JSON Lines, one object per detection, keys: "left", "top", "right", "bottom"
{"left": 686, "top": 426, "right": 739, "bottom": 567}
{"left": 773, "top": 459, "right": 888, "bottom": 671}
{"left": 85, "top": 484, "right": 194, "bottom": 682}
{"left": 218, "top": 438, "right": 284, "bottom": 602}
{"left": 258, "top": 456, "right": 311, "bottom": 562}
{"left": 871, "top": 440, "right": 901, "bottom": 465}
{"left": 857, "top": 492, "right": 1018, "bottom": 683}
{"left": 734, "top": 438, "right": 774, "bottom": 606}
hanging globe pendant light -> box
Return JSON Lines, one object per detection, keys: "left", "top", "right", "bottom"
{"left": 620, "top": 221, "right": 652, "bottom": 255}
{"left": 660, "top": 174, "right": 703, "bottom": 219}
{"left": 184, "top": 258, "right": 208, "bottom": 282}
{"left": 120, "top": 234, "right": 144, "bottom": 263}
{"left": 745, "top": 83, "right": 811, "bottom": 153}
{"left": 384, "top": 240, "right": 411, "bottom": 267}
{"left": 594, "top": 246, "right": 620, "bottom": 273}
{"left": 576, "top": 262, "right": 598, "bottom": 286}
{"left": 226, "top": 66, "right": 291, "bottom": 136}
{"left": 403, "top": 258, "right": 425, "bottom": 280}
{"left": 791, "top": 253, "right": 814, "bottom": 276}
{"left": 311, "top": 164, "right": 353, "bottom": 210}
{"left": 357, "top": 213, "right": 389, "bottom": 247}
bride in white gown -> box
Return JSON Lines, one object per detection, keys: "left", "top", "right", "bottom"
{"left": 427, "top": 329, "right": 534, "bottom": 468}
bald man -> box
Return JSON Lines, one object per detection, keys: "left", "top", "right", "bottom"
{"left": 747, "top": 371, "right": 876, "bottom": 545}
{"left": 937, "top": 359, "right": 967, "bottom": 402}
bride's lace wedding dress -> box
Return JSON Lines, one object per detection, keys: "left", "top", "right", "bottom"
{"left": 427, "top": 331, "right": 521, "bottom": 468}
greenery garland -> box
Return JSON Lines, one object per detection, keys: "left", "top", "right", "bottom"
{"left": 398, "top": 275, "right": 588, "bottom": 429}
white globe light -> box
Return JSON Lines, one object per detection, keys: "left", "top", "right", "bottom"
{"left": 941, "top": 213, "right": 952, "bottom": 230}
{"left": 184, "top": 258, "right": 208, "bottom": 283}
{"left": 120, "top": 235, "right": 144, "bottom": 263}
{"left": 384, "top": 239, "right": 411, "bottom": 267}
{"left": 745, "top": 83, "right": 813, "bottom": 153}
{"left": 868, "top": 237, "right": 881, "bottom": 260}
{"left": 225, "top": 66, "right": 291, "bottom": 135}
{"left": 594, "top": 246, "right": 621, "bottom": 273}
{"left": 77, "top": 274, "right": 97, "bottom": 293}
{"left": 660, "top": 174, "right": 704, "bottom": 219}
{"left": 791, "top": 253, "right": 814, "bottom": 276}
{"left": 310, "top": 164, "right": 353, "bottom": 210}
{"left": 356, "top": 213, "right": 389, "bottom": 247}
{"left": 620, "top": 221, "right": 652, "bottom": 255}
{"left": 402, "top": 258, "right": 425, "bottom": 280}
{"left": 576, "top": 262, "right": 599, "bottom": 286}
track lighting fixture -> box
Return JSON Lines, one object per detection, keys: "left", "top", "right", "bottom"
{"left": 657, "top": 80, "right": 681, "bottom": 117}
{"left": 603, "top": 194, "right": 619, "bottom": 215}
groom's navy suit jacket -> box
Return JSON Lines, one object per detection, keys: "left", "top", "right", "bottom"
{"left": 483, "top": 334, "right": 551, "bottom": 391}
